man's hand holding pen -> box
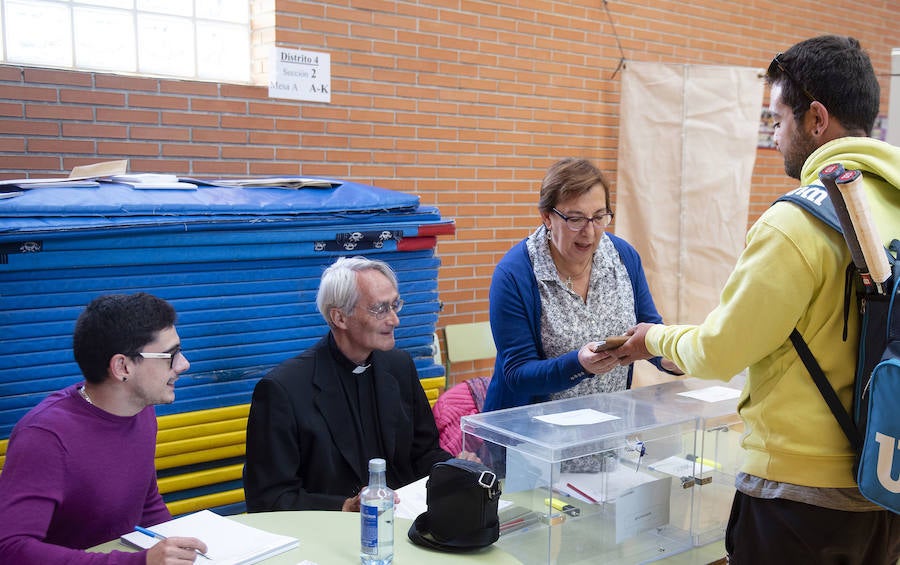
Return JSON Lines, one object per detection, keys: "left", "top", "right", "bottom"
{"left": 144, "top": 535, "right": 209, "bottom": 565}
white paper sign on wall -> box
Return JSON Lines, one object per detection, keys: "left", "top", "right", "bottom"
{"left": 268, "top": 47, "right": 331, "bottom": 103}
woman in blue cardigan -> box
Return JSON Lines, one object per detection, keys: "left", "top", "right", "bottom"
{"left": 484, "top": 158, "right": 677, "bottom": 415}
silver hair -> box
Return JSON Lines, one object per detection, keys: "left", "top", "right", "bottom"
{"left": 316, "top": 256, "right": 398, "bottom": 327}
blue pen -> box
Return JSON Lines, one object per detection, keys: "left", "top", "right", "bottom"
{"left": 134, "top": 525, "right": 211, "bottom": 560}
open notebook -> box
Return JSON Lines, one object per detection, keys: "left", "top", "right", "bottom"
{"left": 121, "top": 510, "right": 298, "bottom": 565}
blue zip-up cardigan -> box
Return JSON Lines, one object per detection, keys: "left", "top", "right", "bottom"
{"left": 483, "top": 233, "right": 666, "bottom": 411}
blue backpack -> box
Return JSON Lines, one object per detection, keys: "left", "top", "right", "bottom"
{"left": 777, "top": 175, "right": 900, "bottom": 512}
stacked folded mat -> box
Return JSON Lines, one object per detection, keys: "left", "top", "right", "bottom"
{"left": 0, "top": 176, "right": 455, "bottom": 438}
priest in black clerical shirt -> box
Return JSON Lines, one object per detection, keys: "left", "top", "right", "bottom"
{"left": 243, "top": 256, "right": 459, "bottom": 512}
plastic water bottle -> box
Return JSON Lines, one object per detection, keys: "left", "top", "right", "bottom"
{"left": 360, "top": 458, "right": 394, "bottom": 565}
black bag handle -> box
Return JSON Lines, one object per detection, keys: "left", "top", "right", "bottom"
{"left": 427, "top": 469, "right": 499, "bottom": 501}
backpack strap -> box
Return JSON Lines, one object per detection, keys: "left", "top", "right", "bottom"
{"left": 777, "top": 182, "right": 897, "bottom": 274}
{"left": 888, "top": 240, "right": 900, "bottom": 343}
{"left": 789, "top": 328, "right": 861, "bottom": 452}
{"left": 777, "top": 186, "right": 862, "bottom": 452}
{"left": 774, "top": 183, "right": 842, "bottom": 232}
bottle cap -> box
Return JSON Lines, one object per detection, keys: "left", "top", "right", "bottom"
{"left": 369, "top": 458, "right": 386, "bottom": 472}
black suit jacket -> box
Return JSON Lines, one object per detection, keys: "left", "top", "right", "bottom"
{"left": 243, "top": 335, "right": 451, "bottom": 511}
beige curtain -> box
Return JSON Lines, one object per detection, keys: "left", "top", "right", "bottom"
{"left": 616, "top": 61, "right": 764, "bottom": 328}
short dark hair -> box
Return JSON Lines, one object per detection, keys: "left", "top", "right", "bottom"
{"left": 73, "top": 293, "right": 177, "bottom": 383}
{"left": 766, "top": 35, "right": 879, "bottom": 136}
{"left": 538, "top": 158, "right": 612, "bottom": 214}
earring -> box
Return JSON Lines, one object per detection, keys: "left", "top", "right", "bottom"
{"left": 122, "top": 377, "right": 127, "bottom": 382}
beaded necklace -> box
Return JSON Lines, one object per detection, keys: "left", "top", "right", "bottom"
{"left": 78, "top": 385, "right": 94, "bottom": 405}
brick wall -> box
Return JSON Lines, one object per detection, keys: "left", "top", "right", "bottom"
{"left": 1, "top": 0, "right": 897, "bottom": 381}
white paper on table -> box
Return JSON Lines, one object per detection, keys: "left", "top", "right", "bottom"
{"left": 647, "top": 455, "right": 716, "bottom": 477}
{"left": 677, "top": 385, "right": 740, "bottom": 403}
{"left": 553, "top": 482, "right": 597, "bottom": 504}
{"left": 555, "top": 466, "right": 662, "bottom": 505}
{"left": 554, "top": 474, "right": 603, "bottom": 504}
{"left": 394, "top": 474, "right": 512, "bottom": 519}
{"left": 533, "top": 409, "right": 619, "bottom": 426}
{"left": 395, "top": 475, "right": 429, "bottom": 519}
{"left": 121, "top": 510, "right": 298, "bottom": 564}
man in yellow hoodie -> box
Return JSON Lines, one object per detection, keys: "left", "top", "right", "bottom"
{"left": 619, "top": 36, "right": 900, "bottom": 563}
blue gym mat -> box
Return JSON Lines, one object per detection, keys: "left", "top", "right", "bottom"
{"left": 0, "top": 176, "right": 455, "bottom": 438}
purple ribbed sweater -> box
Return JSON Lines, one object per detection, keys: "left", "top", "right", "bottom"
{"left": 0, "top": 384, "right": 171, "bottom": 564}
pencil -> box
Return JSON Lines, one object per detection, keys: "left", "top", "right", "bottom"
{"left": 134, "top": 525, "right": 211, "bottom": 560}
{"left": 565, "top": 482, "right": 598, "bottom": 504}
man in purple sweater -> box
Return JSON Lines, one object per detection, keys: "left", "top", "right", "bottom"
{"left": 0, "top": 293, "right": 207, "bottom": 564}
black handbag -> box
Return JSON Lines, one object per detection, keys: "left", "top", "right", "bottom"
{"left": 407, "top": 458, "right": 502, "bottom": 552}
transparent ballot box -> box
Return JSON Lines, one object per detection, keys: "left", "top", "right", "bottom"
{"left": 461, "top": 392, "right": 700, "bottom": 564}
{"left": 620, "top": 377, "right": 743, "bottom": 547}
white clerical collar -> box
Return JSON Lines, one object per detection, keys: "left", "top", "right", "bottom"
{"left": 352, "top": 363, "right": 371, "bottom": 374}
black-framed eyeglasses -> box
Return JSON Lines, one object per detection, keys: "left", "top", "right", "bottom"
{"left": 551, "top": 208, "right": 614, "bottom": 231}
{"left": 138, "top": 346, "right": 184, "bottom": 369}
{"left": 366, "top": 298, "right": 404, "bottom": 320}
{"left": 768, "top": 52, "right": 816, "bottom": 104}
